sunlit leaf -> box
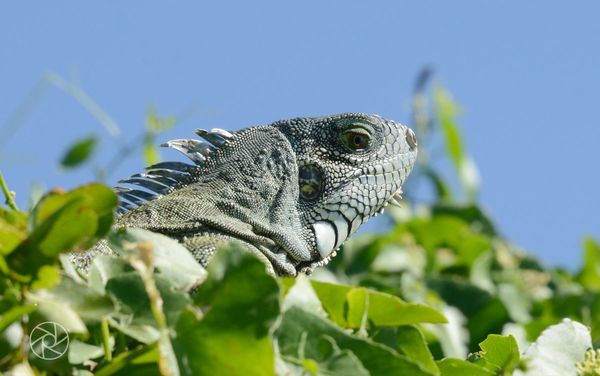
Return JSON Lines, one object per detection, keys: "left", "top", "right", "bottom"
{"left": 145, "top": 106, "right": 176, "bottom": 133}
{"left": 143, "top": 135, "right": 160, "bottom": 166}
{"left": 469, "top": 334, "right": 520, "bottom": 374}
{"left": 433, "top": 86, "right": 480, "bottom": 200}
{"left": 0, "top": 207, "right": 27, "bottom": 255}
{"left": 311, "top": 281, "right": 447, "bottom": 329}
{"left": 577, "top": 238, "right": 600, "bottom": 291}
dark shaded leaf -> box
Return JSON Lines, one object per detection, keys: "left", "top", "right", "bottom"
{"left": 311, "top": 281, "right": 447, "bottom": 329}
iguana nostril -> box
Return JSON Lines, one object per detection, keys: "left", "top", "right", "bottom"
{"left": 405, "top": 128, "right": 417, "bottom": 150}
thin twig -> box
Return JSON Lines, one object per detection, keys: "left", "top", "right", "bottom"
{"left": 97, "top": 132, "right": 148, "bottom": 181}
{"left": 45, "top": 71, "right": 122, "bottom": 139}
{"left": 0, "top": 79, "right": 49, "bottom": 150}
{"left": 0, "top": 171, "right": 19, "bottom": 211}
{"left": 101, "top": 319, "right": 112, "bottom": 362}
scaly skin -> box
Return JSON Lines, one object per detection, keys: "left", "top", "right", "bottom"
{"left": 72, "top": 113, "right": 417, "bottom": 276}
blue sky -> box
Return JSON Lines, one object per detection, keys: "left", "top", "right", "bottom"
{"left": 1, "top": 1, "right": 598, "bottom": 269}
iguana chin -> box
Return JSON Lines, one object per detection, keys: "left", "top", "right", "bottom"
{"left": 72, "top": 113, "right": 418, "bottom": 276}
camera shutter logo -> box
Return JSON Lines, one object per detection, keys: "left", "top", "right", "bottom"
{"left": 29, "top": 321, "right": 70, "bottom": 360}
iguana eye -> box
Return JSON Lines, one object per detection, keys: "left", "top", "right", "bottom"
{"left": 299, "top": 164, "right": 324, "bottom": 201}
{"left": 340, "top": 128, "right": 371, "bottom": 151}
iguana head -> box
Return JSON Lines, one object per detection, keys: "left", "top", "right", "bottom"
{"left": 115, "top": 113, "right": 417, "bottom": 276}
{"left": 274, "top": 113, "right": 418, "bottom": 273}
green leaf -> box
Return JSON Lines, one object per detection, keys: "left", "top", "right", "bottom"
{"left": 27, "top": 183, "right": 116, "bottom": 255}
{"left": 0, "top": 207, "right": 27, "bottom": 255}
{"left": 434, "top": 86, "right": 463, "bottom": 169}
{"left": 423, "top": 167, "right": 453, "bottom": 202}
{"left": 107, "top": 272, "right": 190, "bottom": 327}
{"left": 143, "top": 134, "right": 160, "bottom": 166}
{"left": 396, "top": 215, "right": 492, "bottom": 272}
{"left": 173, "top": 246, "right": 280, "bottom": 376}
{"left": 577, "top": 238, "right": 600, "bottom": 291}
{"left": 286, "top": 335, "right": 370, "bottom": 376}
{"left": 0, "top": 303, "right": 36, "bottom": 333}
{"left": 346, "top": 287, "right": 447, "bottom": 328}
{"left": 32, "top": 183, "right": 116, "bottom": 231}
{"left": 68, "top": 339, "right": 113, "bottom": 364}
{"left": 145, "top": 106, "right": 176, "bottom": 133}
{"left": 105, "top": 272, "right": 190, "bottom": 341}
{"left": 60, "top": 136, "right": 97, "bottom": 168}
{"left": 431, "top": 203, "right": 497, "bottom": 237}
{"left": 277, "top": 307, "right": 435, "bottom": 375}
{"left": 108, "top": 228, "right": 207, "bottom": 291}
{"left": 437, "top": 358, "right": 493, "bottom": 376}
{"left": 35, "top": 198, "right": 98, "bottom": 256}
{"left": 310, "top": 281, "right": 349, "bottom": 326}
{"left": 433, "top": 86, "right": 480, "bottom": 200}
{"left": 27, "top": 292, "right": 87, "bottom": 334}
{"left": 87, "top": 255, "right": 132, "bottom": 294}
{"left": 143, "top": 106, "right": 176, "bottom": 166}
{"left": 30, "top": 264, "right": 61, "bottom": 290}
{"left": 27, "top": 276, "right": 114, "bottom": 333}
{"left": 94, "top": 342, "right": 160, "bottom": 376}
{"left": 6, "top": 184, "right": 116, "bottom": 282}
{"left": 469, "top": 334, "right": 520, "bottom": 374}
{"left": 396, "top": 325, "right": 440, "bottom": 376}
{"left": 311, "top": 281, "right": 447, "bottom": 329}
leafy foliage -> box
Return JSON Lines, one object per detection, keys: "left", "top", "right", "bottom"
{"left": 0, "top": 79, "right": 598, "bottom": 375}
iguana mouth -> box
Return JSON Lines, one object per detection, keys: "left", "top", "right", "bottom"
{"left": 257, "top": 244, "right": 299, "bottom": 276}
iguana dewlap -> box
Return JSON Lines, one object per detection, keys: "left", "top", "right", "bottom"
{"left": 73, "top": 113, "right": 418, "bottom": 276}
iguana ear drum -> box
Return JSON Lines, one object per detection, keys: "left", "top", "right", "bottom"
{"left": 405, "top": 128, "right": 417, "bottom": 151}
{"left": 298, "top": 164, "right": 324, "bottom": 201}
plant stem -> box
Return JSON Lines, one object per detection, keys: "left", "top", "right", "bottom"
{"left": 0, "top": 171, "right": 19, "bottom": 211}
{"left": 101, "top": 319, "right": 112, "bottom": 362}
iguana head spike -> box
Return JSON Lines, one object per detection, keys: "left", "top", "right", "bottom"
{"left": 115, "top": 128, "right": 232, "bottom": 212}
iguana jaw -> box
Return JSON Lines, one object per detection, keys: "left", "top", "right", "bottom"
{"left": 256, "top": 244, "right": 299, "bottom": 276}
{"left": 296, "top": 188, "right": 406, "bottom": 275}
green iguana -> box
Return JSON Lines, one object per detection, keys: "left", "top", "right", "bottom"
{"left": 72, "top": 113, "right": 418, "bottom": 276}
